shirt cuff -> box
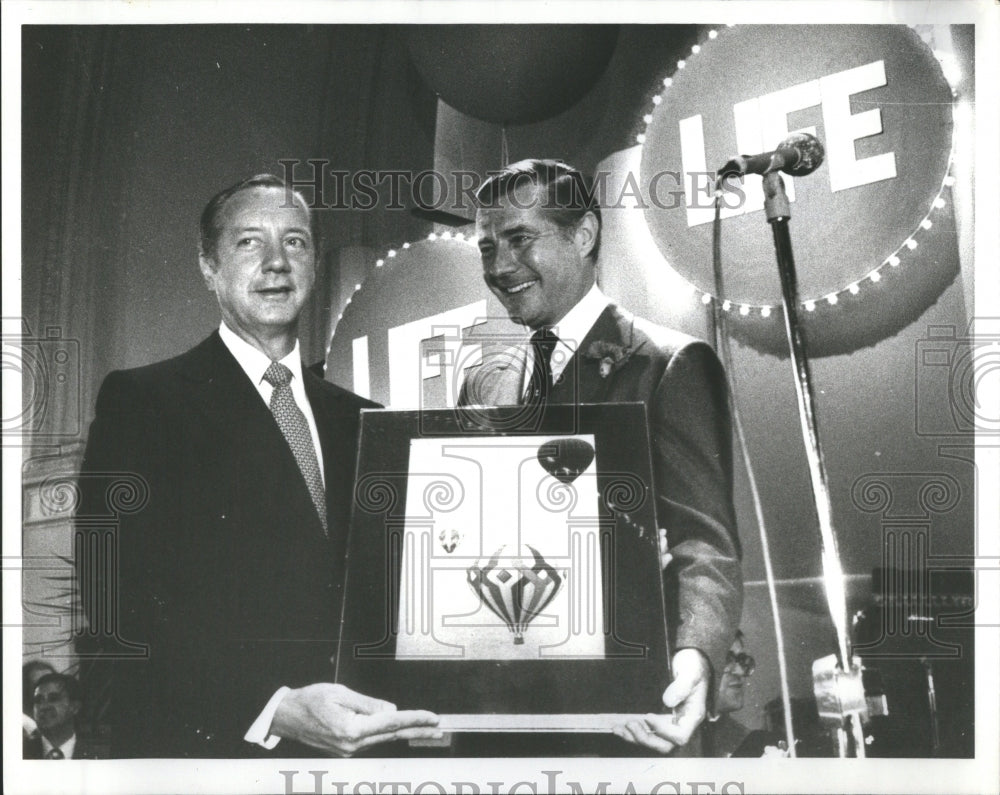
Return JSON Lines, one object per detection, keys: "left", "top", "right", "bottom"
{"left": 244, "top": 686, "right": 290, "bottom": 749}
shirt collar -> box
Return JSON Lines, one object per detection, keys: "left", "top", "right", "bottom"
{"left": 41, "top": 733, "right": 76, "bottom": 759}
{"left": 547, "top": 283, "right": 610, "bottom": 354}
{"left": 218, "top": 322, "right": 303, "bottom": 387}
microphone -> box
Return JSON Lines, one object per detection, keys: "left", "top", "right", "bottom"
{"left": 718, "top": 132, "right": 825, "bottom": 178}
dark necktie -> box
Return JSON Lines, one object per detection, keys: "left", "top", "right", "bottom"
{"left": 525, "top": 328, "right": 558, "bottom": 405}
{"left": 45, "top": 747, "right": 65, "bottom": 759}
{"left": 263, "top": 362, "right": 327, "bottom": 535}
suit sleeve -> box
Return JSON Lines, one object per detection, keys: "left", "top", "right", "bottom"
{"left": 77, "top": 369, "right": 167, "bottom": 649}
{"left": 649, "top": 341, "right": 742, "bottom": 678}
{"left": 77, "top": 371, "right": 293, "bottom": 756}
{"left": 76, "top": 370, "right": 173, "bottom": 752}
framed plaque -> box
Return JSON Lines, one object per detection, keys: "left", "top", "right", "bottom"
{"left": 336, "top": 403, "right": 671, "bottom": 732}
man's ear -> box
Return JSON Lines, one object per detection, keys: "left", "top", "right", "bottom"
{"left": 198, "top": 252, "right": 217, "bottom": 292}
{"left": 574, "top": 211, "right": 599, "bottom": 261}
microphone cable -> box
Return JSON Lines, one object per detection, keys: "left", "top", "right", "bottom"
{"left": 706, "top": 175, "right": 798, "bottom": 757}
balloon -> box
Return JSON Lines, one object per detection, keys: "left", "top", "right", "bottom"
{"left": 536, "top": 438, "right": 595, "bottom": 485}
{"left": 467, "top": 545, "right": 563, "bottom": 645}
{"left": 438, "top": 527, "right": 462, "bottom": 553}
{"left": 405, "top": 26, "right": 619, "bottom": 125}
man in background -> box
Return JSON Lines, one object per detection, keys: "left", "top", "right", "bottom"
{"left": 23, "top": 673, "right": 101, "bottom": 759}
{"left": 463, "top": 159, "right": 742, "bottom": 755}
{"left": 76, "top": 174, "right": 439, "bottom": 757}
{"left": 702, "top": 631, "right": 761, "bottom": 756}
{"left": 21, "top": 660, "right": 56, "bottom": 743}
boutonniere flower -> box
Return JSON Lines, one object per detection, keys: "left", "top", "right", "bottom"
{"left": 584, "top": 341, "right": 633, "bottom": 379}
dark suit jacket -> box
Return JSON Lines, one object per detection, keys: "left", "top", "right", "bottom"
{"left": 701, "top": 715, "right": 785, "bottom": 757}
{"left": 23, "top": 733, "right": 105, "bottom": 760}
{"left": 461, "top": 304, "right": 742, "bottom": 678}
{"left": 76, "top": 332, "right": 377, "bottom": 757}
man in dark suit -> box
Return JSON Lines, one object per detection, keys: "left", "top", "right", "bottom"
{"left": 463, "top": 159, "right": 742, "bottom": 754}
{"left": 76, "top": 174, "right": 439, "bottom": 757}
{"left": 23, "top": 673, "right": 102, "bottom": 759}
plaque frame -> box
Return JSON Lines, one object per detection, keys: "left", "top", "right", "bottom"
{"left": 336, "top": 403, "right": 671, "bottom": 731}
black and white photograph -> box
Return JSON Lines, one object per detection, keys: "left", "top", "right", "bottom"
{"left": 3, "top": 1, "right": 998, "bottom": 793}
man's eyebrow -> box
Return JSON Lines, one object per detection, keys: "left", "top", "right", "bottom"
{"left": 283, "top": 226, "right": 312, "bottom": 236}
{"left": 498, "top": 224, "right": 534, "bottom": 238}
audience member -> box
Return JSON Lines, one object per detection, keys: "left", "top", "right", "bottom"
{"left": 24, "top": 673, "right": 101, "bottom": 759}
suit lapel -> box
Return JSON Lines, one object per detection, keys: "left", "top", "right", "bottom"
{"left": 550, "top": 304, "right": 634, "bottom": 405}
{"left": 23, "top": 735, "right": 43, "bottom": 759}
{"left": 302, "top": 370, "right": 351, "bottom": 526}
{"left": 180, "top": 332, "right": 282, "bottom": 452}
{"left": 179, "top": 332, "right": 325, "bottom": 537}
{"left": 73, "top": 738, "right": 103, "bottom": 760}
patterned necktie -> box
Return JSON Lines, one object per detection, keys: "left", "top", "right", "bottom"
{"left": 263, "top": 362, "right": 327, "bottom": 535}
{"left": 525, "top": 328, "right": 558, "bottom": 405}
{"left": 45, "top": 747, "right": 64, "bottom": 760}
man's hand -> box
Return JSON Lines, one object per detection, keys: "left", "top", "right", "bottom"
{"left": 270, "top": 683, "right": 441, "bottom": 757}
{"left": 613, "top": 648, "right": 710, "bottom": 754}
{"left": 762, "top": 741, "right": 791, "bottom": 758}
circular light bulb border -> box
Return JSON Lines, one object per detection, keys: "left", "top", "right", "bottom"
{"left": 325, "top": 231, "right": 480, "bottom": 357}
{"left": 636, "top": 25, "right": 961, "bottom": 318}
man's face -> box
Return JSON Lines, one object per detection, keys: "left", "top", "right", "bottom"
{"left": 475, "top": 186, "right": 597, "bottom": 330}
{"left": 33, "top": 682, "right": 79, "bottom": 736}
{"left": 715, "top": 637, "right": 753, "bottom": 715}
{"left": 199, "top": 186, "right": 315, "bottom": 349}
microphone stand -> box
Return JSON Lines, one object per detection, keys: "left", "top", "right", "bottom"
{"left": 762, "top": 172, "right": 868, "bottom": 758}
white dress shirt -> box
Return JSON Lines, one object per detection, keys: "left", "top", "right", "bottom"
{"left": 41, "top": 733, "right": 76, "bottom": 759}
{"left": 218, "top": 322, "right": 325, "bottom": 484}
{"left": 521, "top": 282, "right": 611, "bottom": 396}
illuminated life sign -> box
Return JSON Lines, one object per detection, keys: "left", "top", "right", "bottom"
{"left": 680, "top": 59, "right": 898, "bottom": 227}
{"left": 639, "top": 25, "right": 954, "bottom": 309}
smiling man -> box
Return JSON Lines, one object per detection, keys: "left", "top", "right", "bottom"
{"left": 76, "top": 174, "right": 439, "bottom": 757}
{"left": 462, "top": 159, "right": 742, "bottom": 756}
{"left": 23, "top": 673, "right": 100, "bottom": 759}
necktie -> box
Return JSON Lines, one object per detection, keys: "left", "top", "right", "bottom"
{"left": 45, "top": 747, "right": 64, "bottom": 760}
{"left": 525, "top": 328, "right": 558, "bottom": 405}
{"left": 263, "top": 362, "right": 327, "bottom": 535}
